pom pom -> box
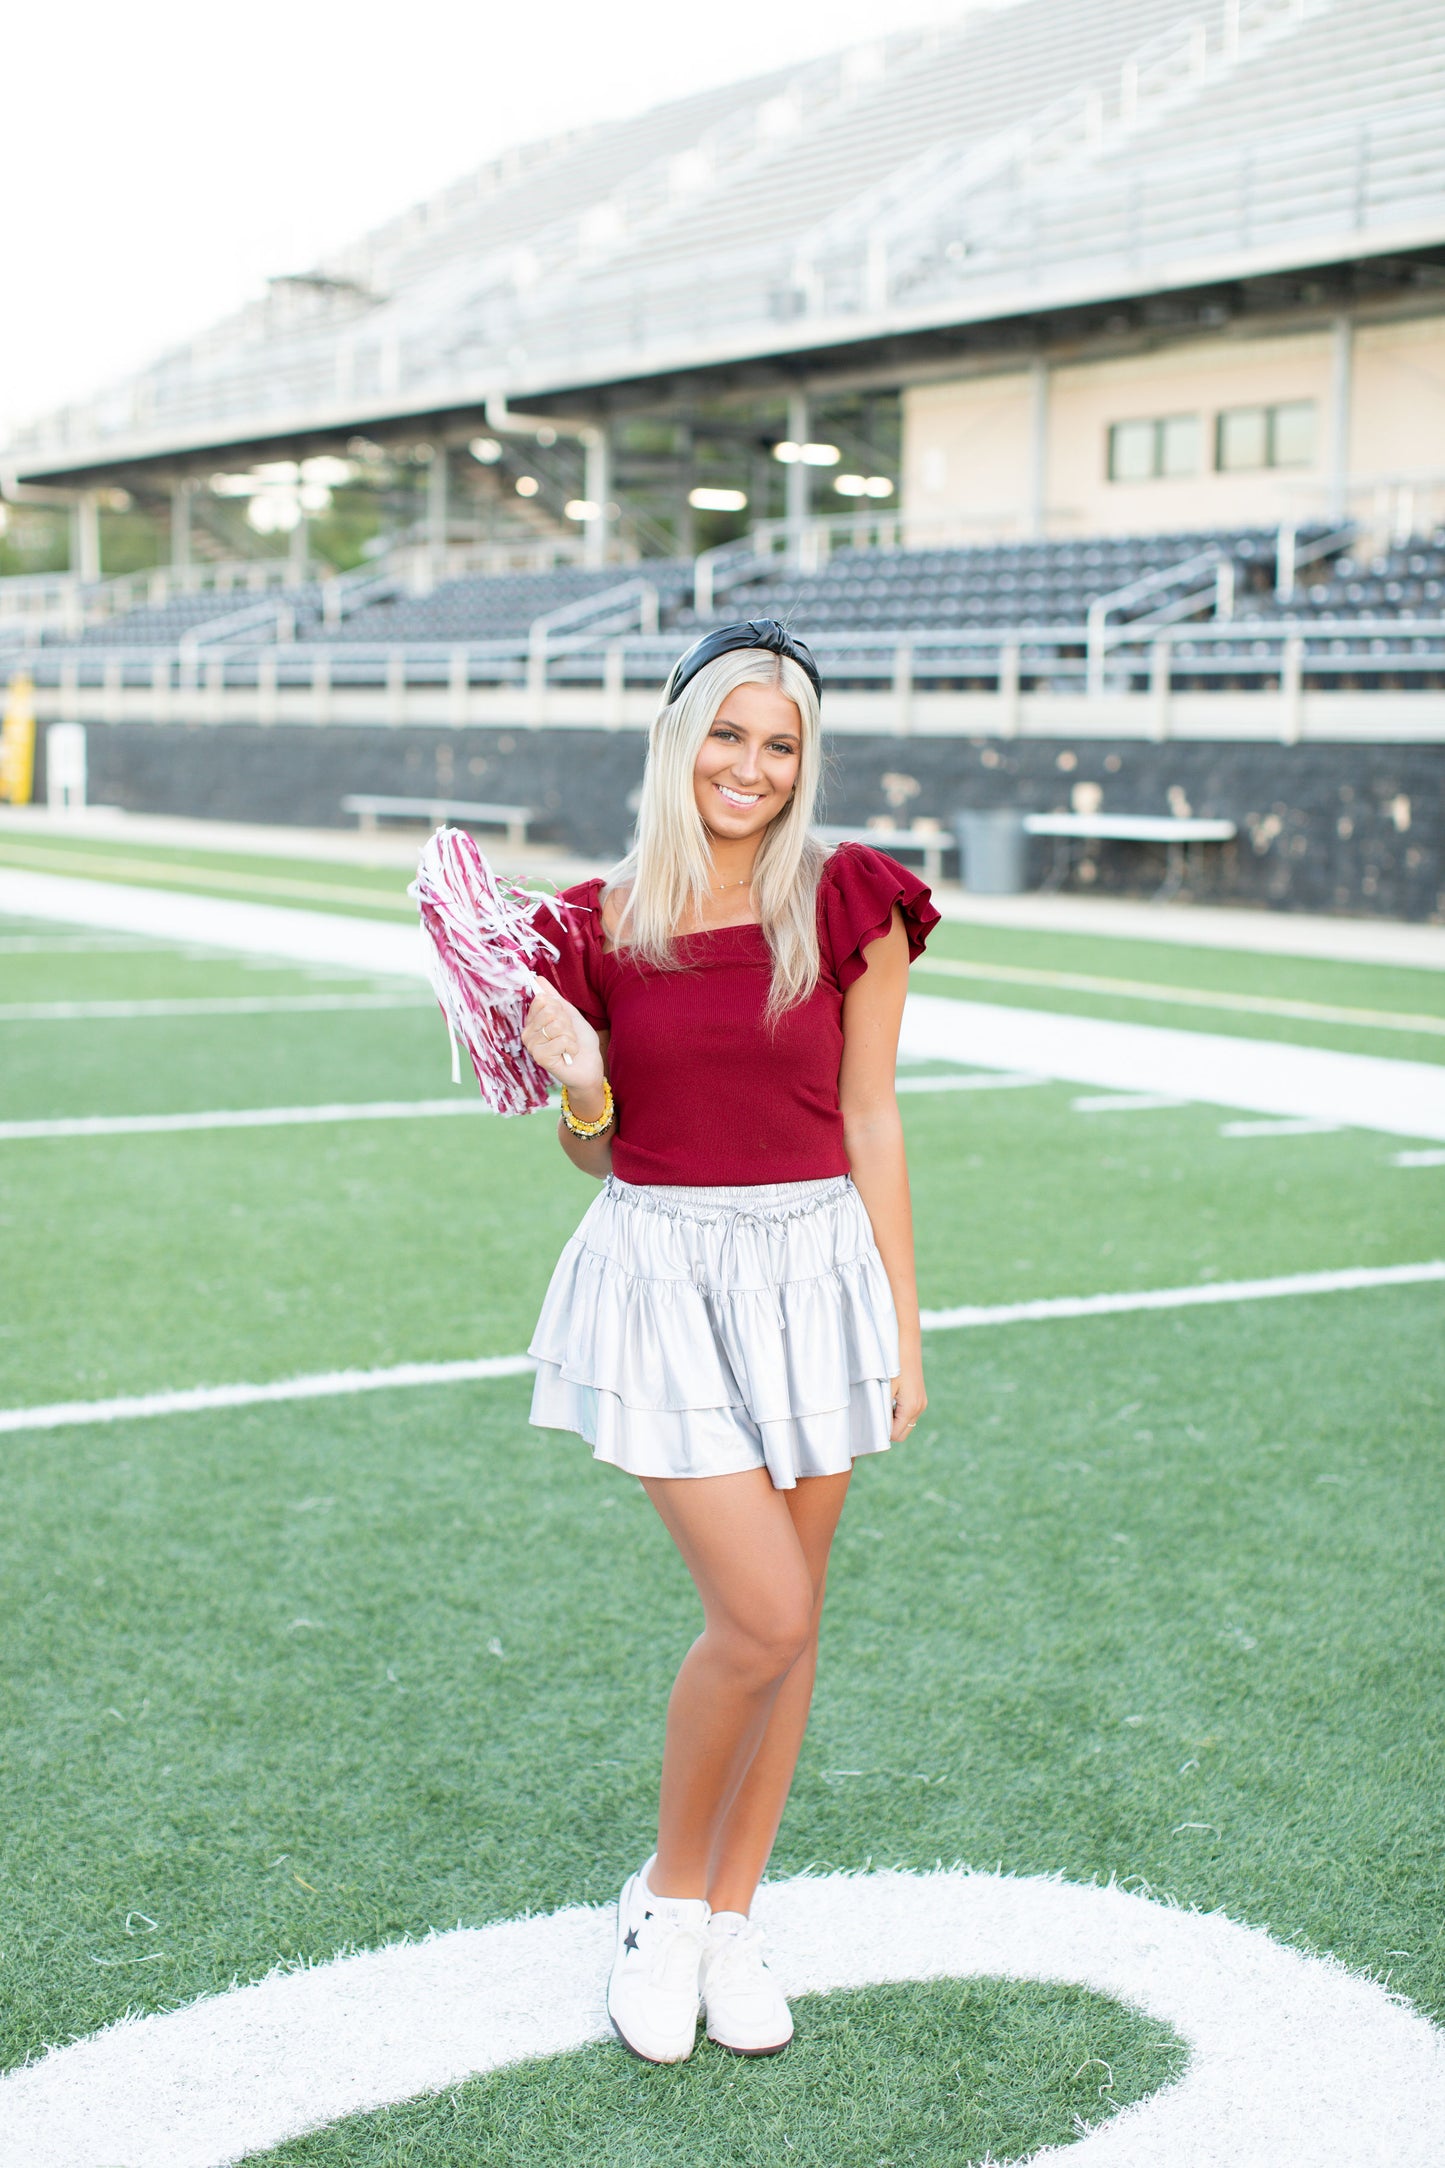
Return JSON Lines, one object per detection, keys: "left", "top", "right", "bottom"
{"left": 409, "top": 827, "right": 576, "bottom": 1116}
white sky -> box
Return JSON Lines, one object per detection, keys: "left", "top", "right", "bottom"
{"left": 3, "top": 0, "right": 987, "bottom": 440}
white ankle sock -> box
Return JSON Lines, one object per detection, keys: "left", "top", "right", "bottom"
{"left": 709, "top": 1910, "right": 749, "bottom": 1936}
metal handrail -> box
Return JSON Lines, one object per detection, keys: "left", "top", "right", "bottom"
{"left": 1086, "top": 548, "right": 1237, "bottom": 691}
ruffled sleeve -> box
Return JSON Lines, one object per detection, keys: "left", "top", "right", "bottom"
{"left": 531, "top": 878, "right": 608, "bottom": 1031}
{"left": 820, "top": 842, "right": 942, "bottom": 992}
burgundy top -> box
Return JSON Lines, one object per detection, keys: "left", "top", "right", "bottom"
{"left": 533, "top": 842, "right": 940, "bottom": 1186}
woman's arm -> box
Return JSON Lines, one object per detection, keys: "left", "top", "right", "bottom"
{"left": 838, "top": 907, "right": 926, "bottom": 1444}
{"left": 521, "top": 981, "right": 613, "bottom": 1179}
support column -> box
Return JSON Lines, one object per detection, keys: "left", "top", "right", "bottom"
{"left": 288, "top": 504, "right": 309, "bottom": 582}
{"left": 170, "top": 480, "right": 195, "bottom": 571}
{"left": 1329, "top": 314, "right": 1353, "bottom": 523}
{"left": 71, "top": 493, "right": 102, "bottom": 584}
{"left": 786, "top": 391, "right": 809, "bottom": 562}
{"left": 425, "top": 443, "right": 449, "bottom": 574}
{"left": 584, "top": 426, "right": 612, "bottom": 569}
{"left": 1027, "top": 357, "right": 1050, "bottom": 540}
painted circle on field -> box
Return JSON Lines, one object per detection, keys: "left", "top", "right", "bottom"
{"left": 2, "top": 1869, "right": 1443, "bottom": 2166}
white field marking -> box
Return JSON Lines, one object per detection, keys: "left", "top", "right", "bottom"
{"left": 0, "top": 1355, "right": 535, "bottom": 1436}
{"left": 9, "top": 869, "right": 1445, "bottom": 1140}
{"left": 931, "top": 886, "right": 1445, "bottom": 970}
{"left": 3, "top": 1867, "right": 1442, "bottom": 2168}
{"left": 894, "top": 1070, "right": 1046, "bottom": 1094}
{"left": 1072, "top": 1093, "right": 1189, "bottom": 1114}
{"left": 0, "top": 842, "right": 413, "bottom": 915}
{"left": 1394, "top": 1147, "right": 1445, "bottom": 1167}
{"left": 0, "top": 1099, "right": 495, "bottom": 1143}
{"left": 899, "top": 993, "right": 1445, "bottom": 1143}
{"left": 2, "top": 1263, "right": 1439, "bottom": 1439}
{"left": 0, "top": 932, "right": 155, "bottom": 952}
{"left": 0, "top": 992, "right": 433, "bottom": 1023}
{"left": 1219, "top": 1117, "right": 1343, "bottom": 1139}
{"left": 0, "top": 869, "right": 425, "bottom": 978}
{"left": 915, "top": 1261, "right": 1444, "bottom": 1331}
{"left": 914, "top": 955, "right": 1445, "bottom": 1037}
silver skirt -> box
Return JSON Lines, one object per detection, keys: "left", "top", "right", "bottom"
{"left": 528, "top": 1174, "right": 899, "bottom": 1490}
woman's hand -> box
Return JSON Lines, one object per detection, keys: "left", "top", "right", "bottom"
{"left": 522, "top": 981, "right": 605, "bottom": 1093}
{"left": 890, "top": 1357, "right": 927, "bottom": 1444}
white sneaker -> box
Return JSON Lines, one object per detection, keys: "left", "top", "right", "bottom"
{"left": 607, "top": 1858, "right": 709, "bottom": 2064}
{"left": 701, "top": 1911, "right": 794, "bottom": 2055}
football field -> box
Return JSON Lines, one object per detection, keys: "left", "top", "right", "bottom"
{"left": 1, "top": 828, "right": 1443, "bottom": 2166}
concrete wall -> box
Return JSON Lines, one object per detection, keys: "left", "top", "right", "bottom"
{"left": 902, "top": 313, "right": 1445, "bottom": 540}
{"left": 45, "top": 718, "right": 1444, "bottom": 921}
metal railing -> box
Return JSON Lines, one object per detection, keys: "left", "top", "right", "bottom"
{"left": 9, "top": 10, "right": 1438, "bottom": 477}
{"left": 19, "top": 616, "right": 1443, "bottom": 740}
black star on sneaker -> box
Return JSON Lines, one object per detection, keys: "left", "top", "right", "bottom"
{"left": 623, "top": 1927, "right": 640, "bottom": 1953}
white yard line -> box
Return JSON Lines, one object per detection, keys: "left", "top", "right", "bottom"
{"left": 2, "top": 1867, "right": 1441, "bottom": 2168}
{"left": 915, "top": 1260, "right": 1443, "bottom": 1331}
{"left": 1394, "top": 1148, "right": 1445, "bottom": 1167}
{"left": 894, "top": 1070, "right": 1046, "bottom": 1094}
{"left": 900, "top": 994, "right": 1445, "bottom": 1142}
{"left": 7, "top": 869, "right": 1444, "bottom": 1140}
{"left": 1072, "top": 1093, "right": 1189, "bottom": 1113}
{"left": 2, "top": 1262, "right": 1438, "bottom": 1438}
{"left": 0, "top": 933, "right": 155, "bottom": 953}
{"left": 1219, "top": 1117, "right": 1342, "bottom": 1138}
{"left": 0, "top": 1099, "right": 489, "bottom": 1142}
{"left": 930, "top": 887, "right": 1445, "bottom": 971}
{"left": 0, "top": 869, "right": 425, "bottom": 978}
{"left": 0, "top": 993, "right": 433, "bottom": 1022}
{"left": 0, "top": 1355, "right": 535, "bottom": 1436}
{"left": 915, "top": 956, "right": 1445, "bottom": 1035}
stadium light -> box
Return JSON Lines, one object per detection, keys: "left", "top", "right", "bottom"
{"left": 515, "top": 476, "right": 540, "bottom": 497}
{"left": 210, "top": 473, "right": 261, "bottom": 497}
{"left": 469, "top": 437, "right": 503, "bottom": 464}
{"left": 246, "top": 496, "right": 303, "bottom": 535}
{"left": 834, "top": 475, "right": 867, "bottom": 497}
{"left": 299, "top": 456, "right": 353, "bottom": 488}
{"left": 800, "top": 443, "right": 841, "bottom": 466}
{"left": 688, "top": 487, "right": 748, "bottom": 512}
{"left": 771, "top": 441, "right": 801, "bottom": 464}
{"left": 864, "top": 476, "right": 895, "bottom": 498}
{"left": 565, "top": 499, "right": 601, "bottom": 521}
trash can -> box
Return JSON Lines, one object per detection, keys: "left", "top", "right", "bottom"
{"left": 952, "top": 808, "right": 1028, "bottom": 894}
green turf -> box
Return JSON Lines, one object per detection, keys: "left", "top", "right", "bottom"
{"left": 0, "top": 834, "right": 417, "bottom": 916}
{"left": 1, "top": 897, "right": 1442, "bottom": 2165}
{"left": 2, "top": 1055, "right": 1437, "bottom": 1409}
{"left": 254, "top": 1980, "right": 1185, "bottom": 2165}
{"left": 0, "top": 1303, "right": 1440, "bottom": 2126}
{"left": 920, "top": 926, "right": 1445, "bottom": 1068}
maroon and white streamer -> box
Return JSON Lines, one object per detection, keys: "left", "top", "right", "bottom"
{"left": 409, "top": 827, "right": 574, "bottom": 1116}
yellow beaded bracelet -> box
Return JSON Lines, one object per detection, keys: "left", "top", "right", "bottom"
{"left": 560, "top": 1078, "right": 614, "bottom": 1138}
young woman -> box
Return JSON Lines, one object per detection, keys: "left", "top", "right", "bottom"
{"left": 522, "top": 620, "right": 938, "bottom": 2065}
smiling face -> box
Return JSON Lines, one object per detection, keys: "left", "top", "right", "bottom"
{"left": 692, "top": 680, "right": 803, "bottom": 844}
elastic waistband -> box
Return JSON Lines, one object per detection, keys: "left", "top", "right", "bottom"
{"left": 606, "top": 1174, "right": 850, "bottom": 1219}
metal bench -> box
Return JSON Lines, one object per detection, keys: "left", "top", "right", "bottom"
{"left": 341, "top": 795, "right": 534, "bottom": 848}
{"left": 815, "top": 823, "right": 951, "bottom": 885}
{"left": 1023, "top": 813, "right": 1237, "bottom": 902}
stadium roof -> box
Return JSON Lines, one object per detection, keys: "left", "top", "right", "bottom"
{"left": 7, "top": 0, "right": 1445, "bottom": 487}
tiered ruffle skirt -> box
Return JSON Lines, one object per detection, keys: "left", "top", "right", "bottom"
{"left": 528, "top": 1174, "right": 899, "bottom": 1489}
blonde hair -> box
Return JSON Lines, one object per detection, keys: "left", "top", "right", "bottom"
{"left": 604, "top": 647, "right": 825, "bottom": 1017}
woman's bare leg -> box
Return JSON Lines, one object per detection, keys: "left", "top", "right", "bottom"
{"left": 640, "top": 1466, "right": 851, "bottom": 1908}
{"left": 706, "top": 1471, "right": 851, "bottom": 1915}
{"left": 641, "top": 1467, "right": 818, "bottom": 1900}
